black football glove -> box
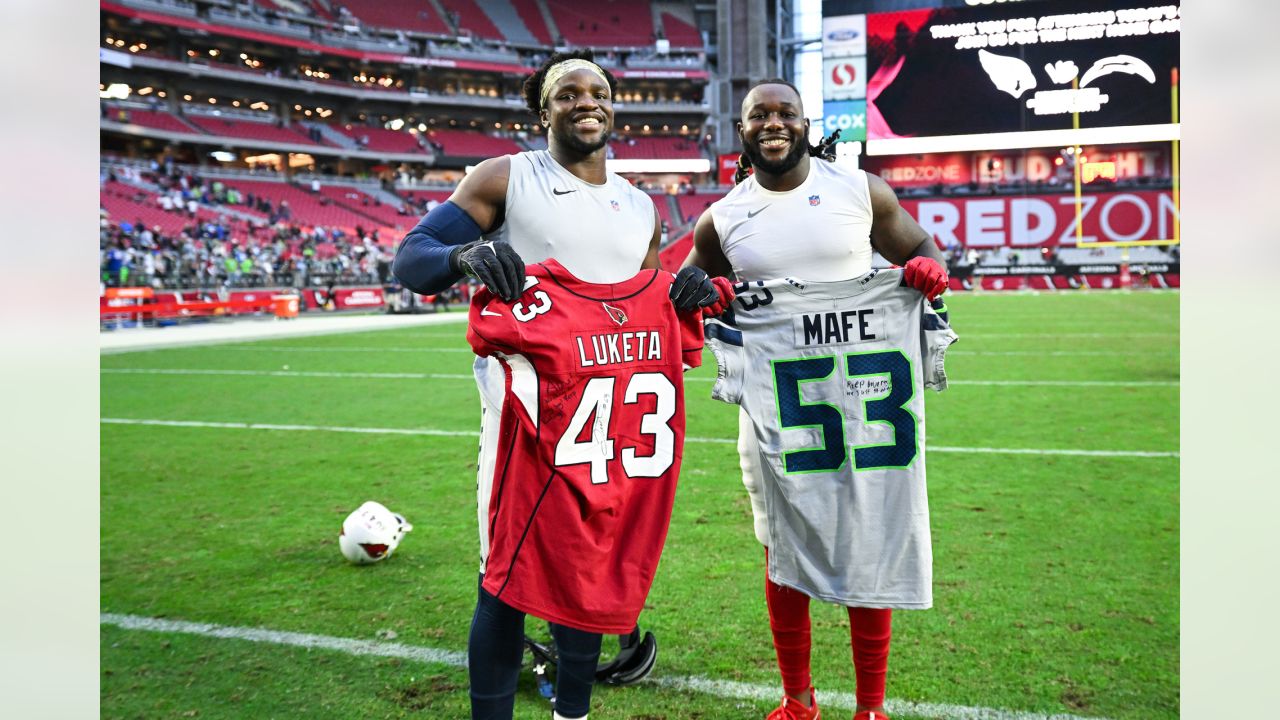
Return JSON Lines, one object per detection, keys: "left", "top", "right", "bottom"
{"left": 669, "top": 265, "right": 719, "bottom": 312}
{"left": 451, "top": 240, "right": 525, "bottom": 302}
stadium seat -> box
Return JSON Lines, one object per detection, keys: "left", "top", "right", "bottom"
{"left": 339, "top": 0, "right": 452, "bottom": 35}
{"left": 548, "top": 0, "right": 656, "bottom": 48}
{"left": 185, "top": 115, "right": 330, "bottom": 147}
{"left": 426, "top": 129, "right": 522, "bottom": 158}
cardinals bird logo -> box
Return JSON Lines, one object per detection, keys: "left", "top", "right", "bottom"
{"left": 602, "top": 302, "right": 628, "bottom": 325}
{"left": 978, "top": 50, "right": 1156, "bottom": 115}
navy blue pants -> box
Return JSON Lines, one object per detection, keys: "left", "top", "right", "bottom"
{"left": 468, "top": 575, "right": 603, "bottom": 719}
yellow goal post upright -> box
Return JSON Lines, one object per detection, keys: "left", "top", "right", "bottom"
{"left": 1069, "top": 68, "right": 1181, "bottom": 288}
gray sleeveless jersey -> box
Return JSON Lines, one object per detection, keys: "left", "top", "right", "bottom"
{"left": 485, "top": 150, "right": 654, "bottom": 284}
{"left": 706, "top": 269, "right": 958, "bottom": 607}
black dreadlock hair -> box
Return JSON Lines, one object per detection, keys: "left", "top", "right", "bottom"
{"left": 733, "top": 79, "right": 842, "bottom": 184}
{"left": 520, "top": 49, "right": 619, "bottom": 116}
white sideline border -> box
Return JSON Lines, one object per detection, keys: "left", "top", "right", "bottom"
{"left": 102, "top": 367, "right": 1179, "bottom": 388}
{"left": 99, "top": 418, "right": 1180, "bottom": 459}
{"left": 100, "top": 311, "right": 469, "bottom": 355}
{"left": 100, "top": 613, "right": 1113, "bottom": 720}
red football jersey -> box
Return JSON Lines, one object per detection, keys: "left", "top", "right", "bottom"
{"left": 466, "top": 259, "right": 704, "bottom": 634}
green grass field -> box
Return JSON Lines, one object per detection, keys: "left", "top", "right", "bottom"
{"left": 101, "top": 290, "right": 1179, "bottom": 720}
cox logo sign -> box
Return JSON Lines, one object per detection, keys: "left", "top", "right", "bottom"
{"left": 821, "top": 100, "right": 866, "bottom": 142}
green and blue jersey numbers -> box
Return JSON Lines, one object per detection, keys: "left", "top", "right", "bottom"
{"left": 771, "top": 350, "right": 917, "bottom": 474}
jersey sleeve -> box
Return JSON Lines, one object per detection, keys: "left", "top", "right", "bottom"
{"left": 705, "top": 314, "right": 745, "bottom": 405}
{"left": 677, "top": 305, "right": 705, "bottom": 371}
{"left": 921, "top": 296, "right": 959, "bottom": 391}
{"left": 466, "top": 288, "right": 522, "bottom": 358}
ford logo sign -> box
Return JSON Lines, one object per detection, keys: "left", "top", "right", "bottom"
{"left": 826, "top": 29, "right": 861, "bottom": 41}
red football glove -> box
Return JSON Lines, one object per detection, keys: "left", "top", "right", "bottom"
{"left": 902, "top": 257, "right": 949, "bottom": 300}
{"left": 701, "top": 276, "right": 736, "bottom": 317}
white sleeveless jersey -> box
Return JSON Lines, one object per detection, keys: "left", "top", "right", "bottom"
{"left": 474, "top": 150, "right": 655, "bottom": 570}
{"left": 485, "top": 150, "right": 654, "bottom": 284}
{"left": 710, "top": 160, "right": 874, "bottom": 282}
{"left": 706, "top": 270, "right": 958, "bottom": 608}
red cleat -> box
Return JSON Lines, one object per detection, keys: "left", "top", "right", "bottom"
{"left": 853, "top": 711, "right": 890, "bottom": 720}
{"left": 767, "top": 688, "right": 821, "bottom": 720}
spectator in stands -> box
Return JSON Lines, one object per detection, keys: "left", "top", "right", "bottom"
{"left": 392, "top": 49, "right": 725, "bottom": 720}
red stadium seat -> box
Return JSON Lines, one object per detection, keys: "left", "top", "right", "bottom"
{"left": 185, "top": 115, "right": 330, "bottom": 147}
{"left": 439, "top": 0, "right": 504, "bottom": 41}
{"left": 548, "top": 0, "right": 656, "bottom": 48}
{"left": 340, "top": 0, "right": 451, "bottom": 35}
{"left": 334, "top": 124, "right": 430, "bottom": 155}
{"left": 510, "top": 0, "right": 554, "bottom": 45}
{"left": 610, "top": 136, "right": 704, "bottom": 160}
{"left": 661, "top": 12, "right": 703, "bottom": 49}
{"left": 426, "top": 129, "right": 522, "bottom": 158}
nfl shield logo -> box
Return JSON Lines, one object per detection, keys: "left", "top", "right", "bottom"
{"left": 809, "top": 195, "right": 821, "bottom": 206}
{"left": 602, "top": 303, "right": 628, "bottom": 325}
{"left": 610, "top": 200, "right": 620, "bottom": 211}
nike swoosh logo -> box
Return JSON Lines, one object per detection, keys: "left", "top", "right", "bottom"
{"left": 747, "top": 205, "right": 769, "bottom": 218}
{"left": 480, "top": 308, "right": 502, "bottom": 317}
{"left": 552, "top": 188, "right": 577, "bottom": 195}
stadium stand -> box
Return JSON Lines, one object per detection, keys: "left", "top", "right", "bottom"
{"left": 547, "top": 0, "right": 656, "bottom": 48}
{"left": 425, "top": 129, "right": 522, "bottom": 158}
{"left": 221, "top": 178, "right": 390, "bottom": 231}
{"left": 335, "top": 124, "right": 430, "bottom": 155}
{"left": 673, "top": 190, "right": 725, "bottom": 225}
{"left": 508, "top": 0, "right": 555, "bottom": 45}
{"left": 256, "top": 0, "right": 334, "bottom": 22}
{"left": 184, "top": 114, "right": 330, "bottom": 146}
{"left": 100, "top": 180, "right": 255, "bottom": 236}
{"left": 611, "top": 135, "right": 704, "bottom": 160}
{"left": 104, "top": 107, "right": 203, "bottom": 134}
{"left": 439, "top": 0, "right": 505, "bottom": 41}
{"left": 660, "top": 12, "right": 703, "bottom": 48}
{"left": 316, "top": 185, "right": 414, "bottom": 229}
{"left": 339, "top": 0, "right": 452, "bottom": 35}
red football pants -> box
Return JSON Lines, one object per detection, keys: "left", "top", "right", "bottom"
{"left": 764, "top": 550, "right": 893, "bottom": 707}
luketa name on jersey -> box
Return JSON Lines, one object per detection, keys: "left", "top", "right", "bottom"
{"left": 466, "top": 259, "right": 704, "bottom": 635}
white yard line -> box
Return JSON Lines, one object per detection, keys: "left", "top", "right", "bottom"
{"left": 100, "top": 418, "right": 1178, "bottom": 458}
{"left": 957, "top": 332, "right": 1174, "bottom": 338}
{"left": 100, "top": 612, "right": 1113, "bottom": 720}
{"left": 102, "top": 368, "right": 1178, "bottom": 388}
{"left": 948, "top": 350, "right": 1173, "bottom": 357}
{"left": 100, "top": 312, "right": 469, "bottom": 354}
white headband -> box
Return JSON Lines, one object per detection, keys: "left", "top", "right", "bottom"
{"left": 539, "top": 59, "right": 609, "bottom": 108}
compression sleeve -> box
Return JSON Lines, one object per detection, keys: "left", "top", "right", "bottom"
{"left": 391, "top": 201, "right": 485, "bottom": 295}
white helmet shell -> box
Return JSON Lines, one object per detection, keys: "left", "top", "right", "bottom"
{"left": 338, "top": 501, "right": 413, "bottom": 564}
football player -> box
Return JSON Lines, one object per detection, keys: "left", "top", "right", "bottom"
{"left": 680, "top": 80, "right": 949, "bottom": 720}
{"left": 393, "top": 50, "right": 728, "bottom": 720}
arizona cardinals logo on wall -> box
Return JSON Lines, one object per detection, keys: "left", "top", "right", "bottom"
{"left": 602, "top": 303, "right": 628, "bottom": 325}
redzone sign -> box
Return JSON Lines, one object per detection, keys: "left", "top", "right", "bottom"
{"left": 900, "top": 190, "right": 1178, "bottom": 247}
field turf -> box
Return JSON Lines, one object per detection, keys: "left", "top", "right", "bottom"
{"left": 101, "top": 290, "right": 1178, "bottom": 719}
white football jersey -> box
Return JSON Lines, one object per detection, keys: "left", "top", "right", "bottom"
{"left": 485, "top": 150, "right": 654, "bottom": 284}
{"left": 706, "top": 269, "right": 957, "bottom": 608}
{"left": 710, "top": 159, "right": 874, "bottom": 282}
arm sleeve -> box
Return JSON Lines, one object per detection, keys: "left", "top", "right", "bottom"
{"left": 678, "top": 304, "right": 705, "bottom": 371}
{"left": 392, "top": 201, "right": 483, "bottom": 295}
